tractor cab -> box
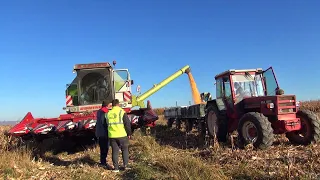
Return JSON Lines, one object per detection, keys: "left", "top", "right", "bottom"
{"left": 64, "top": 62, "right": 134, "bottom": 113}
{"left": 213, "top": 67, "right": 299, "bottom": 131}
{"left": 214, "top": 67, "right": 280, "bottom": 106}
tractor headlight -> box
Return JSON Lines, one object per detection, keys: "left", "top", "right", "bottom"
{"left": 267, "top": 103, "right": 274, "bottom": 109}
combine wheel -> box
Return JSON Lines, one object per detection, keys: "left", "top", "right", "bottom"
{"left": 286, "top": 109, "right": 320, "bottom": 145}
{"left": 205, "top": 106, "right": 228, "bottom": 142}
{"left": 237, "top": 112, "right": 274, "bottom": 149}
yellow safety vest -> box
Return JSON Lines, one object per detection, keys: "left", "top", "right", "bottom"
{"left": 106, "top": 106, "right": 127, "bottom": 138}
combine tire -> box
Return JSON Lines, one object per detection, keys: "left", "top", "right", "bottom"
{"left": 205, "top": 105, "right": 228, "bottom": 142}
{"left": 237, "top": 112, "right": 274, "bottom": 149}
{"left": 286, "top": 109, "right": 320, "bottom": 145}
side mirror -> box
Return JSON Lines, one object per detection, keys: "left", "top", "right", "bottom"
{"left": 131, "top": 80, "right": 134, "bottom": 85}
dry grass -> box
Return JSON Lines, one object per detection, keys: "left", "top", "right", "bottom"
{"left": 1, "top": 100, "right": 320, "bottom": 179}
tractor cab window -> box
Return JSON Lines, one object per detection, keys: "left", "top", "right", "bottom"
{"left": 66, "top": 84, "right": 79, "bottom": 106}
{"left": 232, "top": 73, "right": 264, "bottom": 103}
{"left": 262, "top": 67, "right": 279, "bottom": 96}
{"left": 216, "top": 78, "right": 223, "bottom": 98}
{"left": 113, "top": 70, "right": 129, "bottom": 92}
{"left": 223, "top": 77, "right": 233, "bottom": 105}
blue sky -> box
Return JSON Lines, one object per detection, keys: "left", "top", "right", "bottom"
{"left": 1, "top": 0, "right": 319, "bottom": 121}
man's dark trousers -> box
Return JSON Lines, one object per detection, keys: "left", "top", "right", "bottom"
{"left": 98, "top": 136, "right": 109, "bottom": 165}
{"left": 109, "top": 137, "right": 129, "bottom": 169}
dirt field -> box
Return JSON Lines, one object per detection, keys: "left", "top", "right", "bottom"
{"left": 1, "top": 100, "right": 320, "bottom": 180}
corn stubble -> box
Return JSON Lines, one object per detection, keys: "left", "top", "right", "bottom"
{"left": 1, "top": 100, "right": 320, "bottom": 179}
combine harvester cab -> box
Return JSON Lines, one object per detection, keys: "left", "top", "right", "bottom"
{"left": 8, "top": 61, "right": 192, "bottom": 141}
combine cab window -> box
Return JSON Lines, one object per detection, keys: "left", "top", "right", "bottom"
{"left": 263, "top": 67, "right": 279, "bottom": 96}
{"left": 113, "top": 70, "right": 129, "bottom": 92}
{"left": 66, "top": 84, "right": 79, "bottom": 106}
{"left": 79, "top": 71, "right": 112, "bottom": 105}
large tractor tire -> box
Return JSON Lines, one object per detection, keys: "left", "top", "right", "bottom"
{"left": 237, "top": 112, "right": 274, "bottom": 149}
{"left": 205, "top": 105, "right": 228, "bottom": 142}
{"left": 286, "top": 109, "right": 320, "bottom": 145}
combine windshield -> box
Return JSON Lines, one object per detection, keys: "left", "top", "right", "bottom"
{"left": 77, "top": 68, "right": 113, "bottom": 105}
{"left": 232, "top": 73, "right": 264, "bottom": 103}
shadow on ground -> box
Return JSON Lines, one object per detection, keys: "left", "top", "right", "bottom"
{"left": 25, "top": 134, "right": 98, "bottom": 160}
{"left": 150, "top": 124, "right": 204, "bottom": 149}
{"left": 41, "top": 154, "right": 97, "bottom": 167}
{"left": 150, "top": 124, "right": 292, "bottom": 150}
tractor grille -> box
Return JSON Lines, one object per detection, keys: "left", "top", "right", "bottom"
{"left": 277, "top": 95, "right": 296, "bottom": 114}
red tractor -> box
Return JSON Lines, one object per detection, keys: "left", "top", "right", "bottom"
{"left": 205, "top": 67, "right": 320, "bottom": 149}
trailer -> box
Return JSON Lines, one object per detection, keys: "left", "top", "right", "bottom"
{"left": 164, "top": 104, "right": 207, "bottom": 132}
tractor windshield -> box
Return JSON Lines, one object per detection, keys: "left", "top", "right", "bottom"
{"left": 232, "top": 74, "right": 264, "bottom": 103}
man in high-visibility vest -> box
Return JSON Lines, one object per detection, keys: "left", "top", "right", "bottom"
{"left": 106, "top": 99, "right": 132, "bottom": 172}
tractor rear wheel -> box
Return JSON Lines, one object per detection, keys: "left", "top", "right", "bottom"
{"left": 237, "top": 112, "right": 274, "bottom": 149}
{"left": 286, "top": 109, "right": 320, "bottom": 145}
{"left": 205, "top": 106, "right": 228, "bottom": 142}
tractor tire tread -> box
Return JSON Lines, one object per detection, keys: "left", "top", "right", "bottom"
{"left": 205, "top": 104, "right": 228, "bottom": 142}
{"left": 286, "top": 109, "right": 320, "bottom": 144}
{"left": 238, "top": 112, "right": 274, "bottom": 150}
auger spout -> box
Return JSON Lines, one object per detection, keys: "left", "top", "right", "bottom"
{"left": 136, "top": 65, "right": 190, "bottom": 102}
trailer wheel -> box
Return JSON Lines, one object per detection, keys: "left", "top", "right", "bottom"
{"left": 205, "top": 106, "right": 228, "bottom": 142}
{"left": 167, "top": 118, "right": 174, "bottom": 128}
{"left": 286, "top": 109, "right": 320, "bottom": 145}
{"left": 186, "top": 119, "right": 194, "bottom": 133}
{"left": 237, "top": 112, "right": 274, "bottom": 149}
{"left": 176, "top": 119, "right": 182, "bottom": 130}
{"left": 197, "top": 121, "right": 206, "bottom": 147}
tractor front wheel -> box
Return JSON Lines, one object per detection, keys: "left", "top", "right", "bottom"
{"left": 286, "top": 109, "right": 320, "bottom": 145}
{"left": 237, "top": 112, "right": 274, "bottom": 149}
